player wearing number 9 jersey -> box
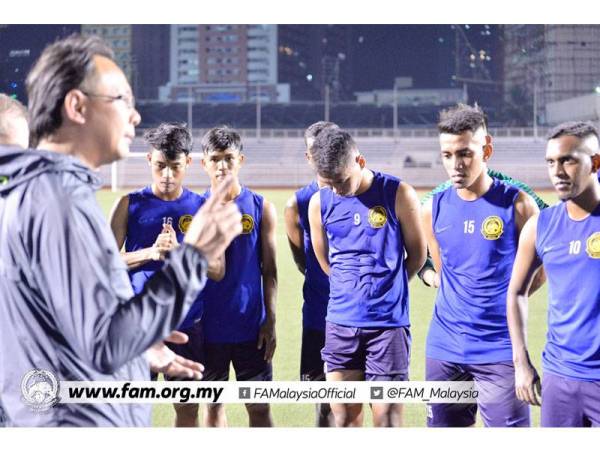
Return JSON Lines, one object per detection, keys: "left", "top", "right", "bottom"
{"left": 308, "top": 128, "right": 426, "bottom": 427}
{"left": 508, "top": 121, "right": 600, "bottom": 427}
{"left": 422, "top": 104, "right": 541, "bottom": 427}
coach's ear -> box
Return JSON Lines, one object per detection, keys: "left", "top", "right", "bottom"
{"left": 63, "top": 89, "right": 88, "bottom": 125}
{"left": 483, "top": 135, "right": 493, "bottom": 161}
{"left": 146, "top": 152, "right": 152, "bottom": 165}
{"left": 592, "top": 153, "right": 600, "bottom": 172}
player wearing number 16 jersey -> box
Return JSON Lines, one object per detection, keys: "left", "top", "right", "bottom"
{"left": 422, "top": 104, "right": 541, "bottom": 427}
{"left": 109, "top": 123, "right": 223, "bottom": 427}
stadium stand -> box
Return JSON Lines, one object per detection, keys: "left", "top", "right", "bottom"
{"left": 98, "top": 133, "right": 551, "bottom": 190}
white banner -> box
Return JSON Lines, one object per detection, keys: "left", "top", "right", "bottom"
{"left": 58, "top": 381, "right": 481, "bottom": 404}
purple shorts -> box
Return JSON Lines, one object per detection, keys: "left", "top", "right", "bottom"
{"left": 321, "top": 321, "right": 410, "bottom": 380}
{"left": 541, "top": 372, "right": 600, "bottom": 427}
{"left": 164, "top": 322, "right": 205, "bottom": 381}
{"left": 301, "top": 327, "right": 326, "bottom": 381}
{"left": 202, "top": 340, "right": 272, "bottom": 382}
{"left": 426, "top": 358, "right": 529, "bottom": 427}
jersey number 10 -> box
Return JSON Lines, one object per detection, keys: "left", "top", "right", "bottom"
{"left": 569, "top": 240, "right": 581, "bottom": 255}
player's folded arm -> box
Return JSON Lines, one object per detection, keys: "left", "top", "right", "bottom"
{"left": 31, "top": 195, "right": 208, "bottom": 374}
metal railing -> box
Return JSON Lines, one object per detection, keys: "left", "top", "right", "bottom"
{"left": 134, "top": 127, "right": 550, "bottom": 139}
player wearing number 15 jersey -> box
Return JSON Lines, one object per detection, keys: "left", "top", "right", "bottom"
{"left": 422, "top": 104, "right": 541, "bottom": 427}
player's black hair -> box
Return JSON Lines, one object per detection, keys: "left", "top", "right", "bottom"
{"left": 201, "top": 126, "right": 243, "bottom": 154}
{"left": 304, "top": 121, "right": 339, "bottom": 147}
{"left": 437, "top": 103, "right": 488, "bottom": 135}
{"left": 547, "top": 121, "right": 599, "bottom": 142}
{"left": 312, "top": 127, "right": 357, "bottom": 177}
{"left": 26, "top": 34, "right": 114, "bottom": 148}
{"left": 143, "top": 122, "right": 192, "bottom": 159}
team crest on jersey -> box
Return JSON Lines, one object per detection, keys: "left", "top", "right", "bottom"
{"left": 178, "top": 214, "right": 193, "bottom": 233}
{"left": 586, "top": 232, "right": 600, "bottom": 259}
{"left": 368, "top": 206, "right": 387, "bottom": 228}
{"left": 241, "top": 214, "right": 255, "bottom": 234}
{"left": 481, "top": 215, "right": 504, "bottom": 240}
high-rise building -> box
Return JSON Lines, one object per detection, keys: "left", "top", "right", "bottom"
{"left": 82, "top": 25, "right": 169, "bottom": 101}
{"left": 0, "top": 25, "right": 81, "bottom": 103}
{"left": 503, "top": 25, "right": 600, "bottom": 124}
{"left": 160, "top": 25, "right": 354, "bottom": 103}
{"left": 82, "top": 25, "right": 133, "bottom": 80}
{"left": 161, "top": 24, "right": 288, "bottom": 103}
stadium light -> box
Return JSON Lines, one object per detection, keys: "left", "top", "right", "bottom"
{"left": 595, "top": 86, "right": 600, "bottom": 94}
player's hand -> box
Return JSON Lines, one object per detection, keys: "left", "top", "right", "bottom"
{"left": 184, "top": 175, "right": 243, "bottom": 262}
{"left": 257, "top": 317, "right": 276, "bottom": 363}
{"left": 162, "top": 223, "right": 179, "bottom": 250}
{"left": 146, "top": 331, "right": 204, "bottom": 380}
{"left": 423, "top": 269, "right": 440, "bottom": 288}
{"left": 514, "top": 361, "right": 541, "bottom": 406}
{"left": 151, "top": 226, "right": 179, "bottom": 260}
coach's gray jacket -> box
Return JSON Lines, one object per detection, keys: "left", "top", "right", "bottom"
{"left": 0, "top": 147, "right": 207, "bottom": 426}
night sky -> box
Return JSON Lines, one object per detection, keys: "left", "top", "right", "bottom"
{"left": 1, "top": 24, "right": 500, "bottom": 102}
{"left": 350, "top": 24, "right": 499, "bottom": 91}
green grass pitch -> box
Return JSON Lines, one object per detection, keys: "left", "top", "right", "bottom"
{"left": 96, "top": 187, "right": 559, "bottom": 427}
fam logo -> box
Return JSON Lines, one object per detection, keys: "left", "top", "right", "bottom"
{"left": 21, "top": 369, "right": 59, "bottom": 412}
{"left": 586, "top": 232, "right": 600, "bottom": 259}
{"left": 368, "top": 206, "right": 387, "bottom": 229}
{"left": 481, "top": 215, "right": 504, "bottom": 240}
{"left": 178, "top": 214, "right": 193, "bottom": 233}
{"left": 241, "top": 214, "right": 255, "bottom": 234}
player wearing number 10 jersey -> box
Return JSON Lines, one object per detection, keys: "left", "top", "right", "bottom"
{"left": 508, "top": 121, "right": 600, "bottom": 427}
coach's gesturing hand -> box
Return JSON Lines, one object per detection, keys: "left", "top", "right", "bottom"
{"left": 147, "top": 331, "right": 204, "bottom": 380}
{"left": 184, "top": 175, "right": 242, "bottom": 261}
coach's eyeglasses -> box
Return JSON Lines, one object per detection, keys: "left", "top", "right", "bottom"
{"left": 80, "top": 91, "right": 136, "bottom": 110}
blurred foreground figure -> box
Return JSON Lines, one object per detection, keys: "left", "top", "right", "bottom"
{"left": 0, "top": 34, "right": 242, "bottom": 426}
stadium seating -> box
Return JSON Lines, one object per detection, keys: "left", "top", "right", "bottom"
{"left": 99, "top": 134, "right": 551, "bottom": 190}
